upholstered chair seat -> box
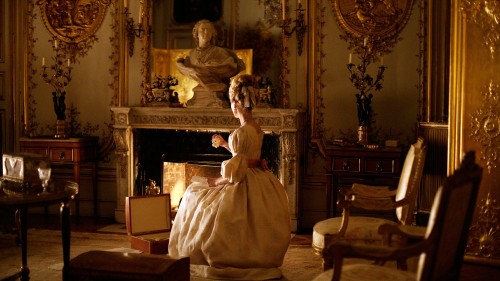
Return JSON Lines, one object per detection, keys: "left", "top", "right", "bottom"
{"left": 313, "top": 216, "right": 399, "bottom": 252}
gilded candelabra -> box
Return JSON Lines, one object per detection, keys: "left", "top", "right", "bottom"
{"left": 347, "top": 38, "right": 386, "bottom": 143}
{"left": 282, "top": 2, "right": 307, "bottom": 56}
{"left": 41, "top": 52, "right": 72, "bottom": 138}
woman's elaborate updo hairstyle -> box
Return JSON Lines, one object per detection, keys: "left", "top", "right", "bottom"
{"left": 229, "top": 74, "right": 258, "bottom": 110}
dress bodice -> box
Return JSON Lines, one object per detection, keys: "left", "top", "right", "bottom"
{"left": 228, "top": 124, "right": 263, "bottom": 160}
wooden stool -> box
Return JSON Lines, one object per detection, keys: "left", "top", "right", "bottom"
{"left": 64, "top": 250, "right": 189, "bottom": 281}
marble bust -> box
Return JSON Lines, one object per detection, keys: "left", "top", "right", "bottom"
{"left": 176, "top": 19, "right": 246, "bottom": 107}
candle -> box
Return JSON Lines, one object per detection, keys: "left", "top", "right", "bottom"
{"left": 42, "top": 57, "right": 45, "bottom": 66}
{"left": 282, "top": 0, "right": 286, "bottom": 21}
{"left": 380, "top": 56, "right": 384, "bottom": 66}
{"left": 138, "top": 5, "right": 143, "bottom": 24}
{"left": 123, "top": 0, "right": 127, "bottom": 8}
{"left": 67, "top": 58, "right": 70, "bottom": 67}
{"left": 298, "top": 0, "right": 301, "bottom": 5}
{"left": 349, "top": 53, "right": 352, "bottom": 64}
{"left": 54, "top": 40, "right": 58, "bottom": 49}
{"left": 363, "top": 37, "right": 367, "bottom": 47}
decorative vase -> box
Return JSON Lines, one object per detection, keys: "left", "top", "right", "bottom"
{"left": 356, "top": 93, "right": 372, "bottom": 144}
{"left": 358, "top": 125, "right": 369, "bottom": 145}
{"left": 55, "top": 119, "right": 67, "bottom": 139}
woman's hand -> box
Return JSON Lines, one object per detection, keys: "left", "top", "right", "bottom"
{"left": 212, "top": 134, "right": 228, "bottom": 150}
{"left": 207, "top": 177, "right": 229, "bottom": 187}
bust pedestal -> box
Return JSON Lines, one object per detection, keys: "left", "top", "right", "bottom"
{"left": 187, "top": 88, "right": 229, "bottom": 108}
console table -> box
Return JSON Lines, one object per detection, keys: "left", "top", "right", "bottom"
{"left": 325, "top": 145, "right": 403, "bottom": 217}
{"left": 19, "top": 137, "right": 98, "bottom": 219}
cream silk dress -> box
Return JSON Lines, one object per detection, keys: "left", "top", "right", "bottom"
{"left": 168, "top": 124, "right": 291, "bottom": 280}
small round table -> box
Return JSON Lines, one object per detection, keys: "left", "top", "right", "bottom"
{"left": 0, "top": 178, "right": 78, "bottom": 281}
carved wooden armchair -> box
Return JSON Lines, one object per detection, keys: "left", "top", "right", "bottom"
{"left": 312, "top": 137, "right": 427, "bottom": 268}
{"left": 313, "top": 151, "right": 482, "bottom": 281}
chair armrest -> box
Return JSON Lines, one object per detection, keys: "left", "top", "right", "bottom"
{"left": 324, "top": 239, "right": 428, "bottom": 281}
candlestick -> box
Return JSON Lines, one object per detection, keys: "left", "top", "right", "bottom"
{"left": 349, "top": 53, "right": 352, "bottom": 64}
{"left": 42, "top": 57, "right": 45, "bottom": 66}
{"left": 282, "top": 0, "right": 286, "bottom": 21}
{"left": 124, "top": 0, "right": 127, "bottom": 8}
{"left": 54, "top": 40, "right": 58, "bottom": 49}
{"left": 363, "top": 37, "right": 367, "bottom": 47}
{"left": 380, "top": 57, "right": 384, "bottom": 66}
{"left": 67, "top": 58, "right": 70, "bottom": 67}
{"left": 138, "top": 5, "right": 143, "bottom": 24}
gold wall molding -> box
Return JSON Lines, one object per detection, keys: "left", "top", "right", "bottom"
{"left": 461, "top": 0, "right": 500, "bottom": 59}
{"left": 25, "top": 1, "right": 38, "bottom": 136}
{"left": 466, "top": 193, "right": 500, "bottom": 264}
{"left": 308, "top": 0, "right": 328, "bottom": 158}
{"left": 470, "top": 80, "right": 500, "bottom": 174}
{"left": 36, "top": 0, "right": 111, "bottom": 59}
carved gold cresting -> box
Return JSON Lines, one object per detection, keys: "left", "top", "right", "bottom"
{"left": 466, "top": 193, "right": 500, "bottom": 260}
{"left": 470, "top": 80, "right": 500, "bottom": 174}
{"left": 461, "top": 0, "right": 500, "bottom": 59}
{"left": 36, "top": 0, "right": 110, "bottom": 61}
{"left": 332, "top": 0, "right": 415, "bottom": 62}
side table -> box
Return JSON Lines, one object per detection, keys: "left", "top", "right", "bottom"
{"left": 325, "top": 145, "right": 403, "bottom": 217}
{"left": 19, "top": 136, "right": 98, "bottom": 219}
{"left": 0, "top": 178, "right": 78, "bottom": 281}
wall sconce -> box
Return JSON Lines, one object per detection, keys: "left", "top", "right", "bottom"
{"left": 124, "top": 6, "right": 149, "bottom": 57}
{"left": 282, "top": 1, "right": 307, "bottom": 56}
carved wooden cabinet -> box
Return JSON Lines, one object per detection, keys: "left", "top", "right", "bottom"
{"left": 325, "top": 145, "right": 403, "bottom": 217}
{"left": 19, "top": 137, "right": 99, "bottom": 219}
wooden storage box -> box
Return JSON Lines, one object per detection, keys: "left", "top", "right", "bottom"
{"left": 125, "top": 194, "right": 172, "bottom": 254}
{"left": 2, "top": 152, "right": 49, "bottom": 183}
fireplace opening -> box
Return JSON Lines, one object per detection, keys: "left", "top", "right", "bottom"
{"left": 133, "top": 129, "right": 281, "bottom": 196}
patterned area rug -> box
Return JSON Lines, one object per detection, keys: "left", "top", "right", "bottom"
{"left": 0, "top": 228, "right": 322, "bottom": 281}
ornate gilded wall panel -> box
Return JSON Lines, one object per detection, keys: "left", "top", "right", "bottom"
{"left": 450, "top": 0, "right": 500, "bottom": 266}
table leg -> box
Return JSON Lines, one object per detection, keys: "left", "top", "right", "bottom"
{"left": 61, "top": 199, "right": 72, "bottom": 281}
{"left": 73, "top": 164, "right": 80, "bottom": 224}
{"left": 19, "top": 208, "right": 30, "bottom": 281}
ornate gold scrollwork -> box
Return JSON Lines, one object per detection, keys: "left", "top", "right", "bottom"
{"left": 470, "top": 80, "right": 500, "bottom": 174}
{"left": 36, "top": 0, "right": 111, "bottom": 60}
{"left": 461, "top": 0, "right": 500, "bottom": 59}
{"left": 331, "top": 0, "right": 415, "bottom": 58}
{"left": 466, "top": 193, "right": 500, "bottom": 261}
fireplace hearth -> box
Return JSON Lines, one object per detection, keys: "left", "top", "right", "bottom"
{"left": 111, "top": 107, "right": 304, "bottom": 231}
{"left": 133, "top": 129, "right": 281, "bottom": 195}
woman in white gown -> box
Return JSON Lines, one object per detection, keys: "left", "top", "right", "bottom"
{"left": 168, "top": 74, "right": 291, "bottom": 280}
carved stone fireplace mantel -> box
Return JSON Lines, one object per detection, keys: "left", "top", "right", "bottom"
{"left": 111, "top": 107, "right": 305, "bottom": 231}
